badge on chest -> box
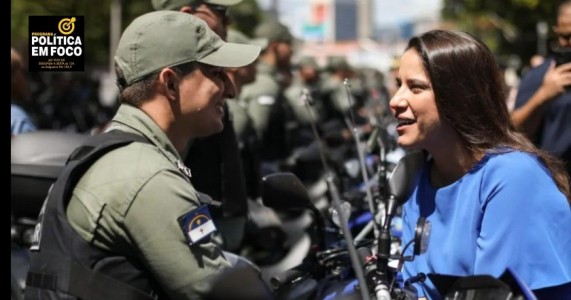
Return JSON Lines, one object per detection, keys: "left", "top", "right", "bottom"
{"left": 178, "top": 205, "right": 217, "bottom": 245}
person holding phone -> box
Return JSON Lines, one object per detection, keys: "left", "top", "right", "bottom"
{"left": 511, "top": 0, "right": 571, "bottom": 179}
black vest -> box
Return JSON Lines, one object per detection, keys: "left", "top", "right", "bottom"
{"left": 25, "top": 131, "right": 164, "bottom": 300}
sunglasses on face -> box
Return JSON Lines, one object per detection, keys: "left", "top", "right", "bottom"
{"left": 200, "top": 2, "right": 227, "bottom": 16}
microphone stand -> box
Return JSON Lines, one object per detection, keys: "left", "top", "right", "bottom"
{"left": 301, "top": 89, "right": 371, "bottom": 300}
{"left": 342, "top": 79, "right": 379, "bottom": 239}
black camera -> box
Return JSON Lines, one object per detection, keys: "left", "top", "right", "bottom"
{"left": 554, "top": 47, "right": 571, "bottom": 67}
{"left": 552, "top": 47, "right": 571, "bottom": 92}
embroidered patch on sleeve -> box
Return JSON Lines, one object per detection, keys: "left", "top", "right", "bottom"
{"left": 178, "top": 205, "right": 217, "bottom": 245}
{"left": 257, "top": 95, "right": 275, "bottom": 105}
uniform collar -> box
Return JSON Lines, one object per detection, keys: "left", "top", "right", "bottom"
{"left": 256, "top": 61, "right": 277, "bottom": 76}
{"left": 108, "top": 104, "right": 182, "bottom": 163}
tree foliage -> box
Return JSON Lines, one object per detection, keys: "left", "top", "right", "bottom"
{"left": 442, "top": 0, "right": 560, "bottom": 68}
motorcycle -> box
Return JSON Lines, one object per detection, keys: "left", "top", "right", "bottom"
{"left": 250, "top": 149, "right": 538, "bottom": 300}
{"left": 258, "top": 148, "right": 426, "bottom": 300}
{"left": 11, "top": 130, "right": 91, "bottom": 299}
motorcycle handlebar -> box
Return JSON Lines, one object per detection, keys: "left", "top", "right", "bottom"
{"left": 270, "top": 268, "right": 307, "bottom": 290}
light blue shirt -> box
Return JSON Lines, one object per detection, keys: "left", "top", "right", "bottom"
{"left": 11, "top": 104, "right": 37, "bottom": 135}
{"left": 401, "top": 150, "right": 571, "bottom": 299}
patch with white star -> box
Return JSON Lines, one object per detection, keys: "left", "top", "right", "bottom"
{"left": 178, "top": 205, "right": 217, "bottom": 245}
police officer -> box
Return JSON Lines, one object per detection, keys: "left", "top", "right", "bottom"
{"left": 239, "top": 20, "right": 295, "bottom": 175}
{"left": 25, "top": 11, "right": 262, "bottom": 299}
{"left": 225, "top": 29, "right": 267, "bottom": 199}
{"left": 152, "top": 0, "right": 249, "bottom": 252}
{"left": 152, "top": 0, "right": 241, "bottom": 40}
{"left": 284, "top": 55, "right": 324, "bottom": 147}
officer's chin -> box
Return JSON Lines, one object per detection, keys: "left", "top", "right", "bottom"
{"left": 193, "top": 120, "right": 223, "bottom": 138}
{"left": 209, "top": 120, "right": 224, "bottom": 136}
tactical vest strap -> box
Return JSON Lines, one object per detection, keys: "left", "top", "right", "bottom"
{"left": 26, "top": 130, "right": 161, "bottom": 300}
{"left": 26, "top": 261, "right": 156, "bottom": 300}
{"left": 69, "top": 261, "right": 155, "bottom": 300}
{"left": 26, "top": 271, "right": 57, "bottom": 291}
{"left": 67, "top": 130, "right": 150, "bottom": 163}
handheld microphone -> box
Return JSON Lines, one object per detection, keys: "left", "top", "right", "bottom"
{"left": 300, "top": 86, "right": 371, "bottom": 300}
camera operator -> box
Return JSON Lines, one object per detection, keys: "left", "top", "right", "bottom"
{"left": 511, "top": 0, "right": 571, "bottom": 179}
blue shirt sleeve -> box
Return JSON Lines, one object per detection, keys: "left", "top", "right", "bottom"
{"left": 11, "top": 104, "right": 37, "bottom": 135}
{"left": 477, "top": 152, "right": 571, "bottom": 292}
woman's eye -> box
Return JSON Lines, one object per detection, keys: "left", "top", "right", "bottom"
{"left": 410, "top": 85, "right": 425, "bottom": 93}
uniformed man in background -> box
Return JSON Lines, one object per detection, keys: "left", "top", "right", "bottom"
{"left": 239, "top": 20, "right": 295, "bottom": 176}
{"left": 284, "top": 55, "right": 324, "bottom": 147}
{"left": 225, "top": 28, "right": 267, "bottom": 199}
{"left": 152, "top": 0, "right": 250, "bottom": 252}
{"left": 152, "top": 0, "right": 241, "bottom": 40}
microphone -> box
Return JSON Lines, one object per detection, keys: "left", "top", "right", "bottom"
{"left": 366, "top": 125, "right": 391, "bottom": 154}
{"left": 357, "top": 247, "right": 377, "bottom": 274}
{"left": 357, "top": 247, "right": 391, "bottom": 300}
{"left": 366, "top": 126, "right": 380, "bottom": 154}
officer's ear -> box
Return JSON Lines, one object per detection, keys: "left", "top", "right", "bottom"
{"left": 180, "top": 5, "right": 194, "bottom": 14}
{"left": 158, "top": 68, "right": 179, "bottom": 100}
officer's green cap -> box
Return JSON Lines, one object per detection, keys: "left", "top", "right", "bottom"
{"left": 227, "top": 29, "right": 269, "bottom": 51}
{"left": 152, "top": 0, "right": 242, "bottom": 11}
{"left": 115, "top": 11, "right": 261, "bottom": 85}
{"left": 326, "top": 55, "right": 351, "bottom": 71}
{"left": 297, "top": 56, "right": 318, "bottom": 69}
{"left": 254, "top": 20, "right": 294, "bottom": 44}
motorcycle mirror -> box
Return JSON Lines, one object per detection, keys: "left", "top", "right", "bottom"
{"left": 343, "top": 159, "right": 360, "bottom": 179}
{"left": 382, "top": 150, "right": 425, "bottom": 229}
{"left": 329, "top": 201, "right": 352, "bottom": 228}
{"left": 413, "top": 217, "right": 431, "bottom": 256}
{"left": 261, "top": 172, "right": 311, "bottom": 211}
{"left": 387, "top": 150, "right": 425, "bottom": 204}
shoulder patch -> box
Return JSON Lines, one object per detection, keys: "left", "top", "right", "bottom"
{"left": 257, "top": 95, "right": 275, "bottom": 105}
{"left": 178, "top": 205, "right": 217, "bottom": 245}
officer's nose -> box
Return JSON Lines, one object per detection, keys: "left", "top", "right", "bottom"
{"left": 222, "top": 71, "right": 236, "bottom": 99}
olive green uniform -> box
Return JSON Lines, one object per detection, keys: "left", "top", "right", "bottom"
{"left": 284, "top": 77, "right": 324, "bottom": 126}
{"left": 239, "top": 61, "right": 290, "bottom": 161}
{"left": 67, "top": 104, "right": 231, "bottom": 299}
{"left": 227, "top": 100, "right": 261, "bottom": 198}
